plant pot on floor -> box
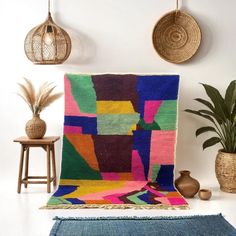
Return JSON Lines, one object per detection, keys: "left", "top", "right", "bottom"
{"left": 25, "top": 114, "right": 46, "bottom": 139}
{"left": 215, "top": 150, "right": 236, "bottom": 193}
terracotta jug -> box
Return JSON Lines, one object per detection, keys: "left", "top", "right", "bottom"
{"left": 175, "top": 170, "right": 200, "bottom": 198}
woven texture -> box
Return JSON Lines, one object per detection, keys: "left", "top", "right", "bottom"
{"left": 50, "top": 214, "right": 236, "bottom": 236}
{"left": 25, "top": 115, "right": 46, "bottom": 139}
{"left": 153, "top": 10, "right": 201, "bottom": 63}
{"left": 46, "top": 74, "right": 188, "bottom": 209}
{"left": 216, "top": 150, "right": 236, "bottom": 193}
{"left": 24, "top": 13, "right": 71, "bottom": 65}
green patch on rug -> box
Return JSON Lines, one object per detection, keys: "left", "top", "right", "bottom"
{"left": 60, "top": 136, "right": 102, "bottom": 180}
{"left": 48, "top": 197, "right": 72, "bottom": 205}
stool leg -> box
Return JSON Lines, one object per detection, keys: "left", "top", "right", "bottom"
{"left": 24, "top": 147, "right": 29, "bottom": 188}
{"left": 46, "top": 145, "right": 51, "bottom": 193}
{"left": 17, "top": 145, "right": 25, "bottom": 193}
{"left": 51, "top": 144, "right": 57, "bottom": 187}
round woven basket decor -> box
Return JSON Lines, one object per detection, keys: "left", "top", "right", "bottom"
{"left": 152, "top": 10, "right": 201, "bottom": 63}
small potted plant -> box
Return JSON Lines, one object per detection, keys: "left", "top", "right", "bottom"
{"left": 185, "top": 80, "right": 236, "bottom": 193}
{"left": 18, "top": 78, "right": 63, "bottom": 139}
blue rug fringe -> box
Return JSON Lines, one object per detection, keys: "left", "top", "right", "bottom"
{"left": 53, "top": 213, "right": 223, "bottom": 221}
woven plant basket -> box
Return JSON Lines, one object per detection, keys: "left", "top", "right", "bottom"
{"left": 152, "top": 10, "right": 201, "bottom": 63}
{"left": 215, "top": 150, "right": 236, "bottom": 193}
{"left": 25, "top": 115, "right": 46, "bottom": 139}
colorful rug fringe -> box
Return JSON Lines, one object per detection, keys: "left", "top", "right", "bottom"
{"left": 45, "top": 74, "right": 188, "bottom": 209}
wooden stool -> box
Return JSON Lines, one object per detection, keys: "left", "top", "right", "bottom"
{"left": 14, "top": 136, "right": 60, "bottom": 193}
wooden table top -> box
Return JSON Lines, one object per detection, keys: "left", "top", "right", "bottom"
{"left": 14, "top": 136, "right": 60, "bottom": 144}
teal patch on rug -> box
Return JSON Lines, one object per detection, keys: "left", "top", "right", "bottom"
{"left": 50, "top": 214, "right": 236, "bottom": 236}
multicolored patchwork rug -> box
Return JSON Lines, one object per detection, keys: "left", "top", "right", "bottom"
{"left": 45, "top": 74, "right": 188, "bottom": 209}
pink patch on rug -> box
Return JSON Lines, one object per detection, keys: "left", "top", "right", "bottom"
{"left": 132, "top": 150, "right": 146, "bottom": 181}
{"left": 80, "top": 181, "right": 147, "bottom": 201}
{"left": 168, "top": 197, "right": 187, "bottom": 205}
{"left": 144, "top": 185, "right": 166, "bottom": 197}
{"left": 150, "top": 130, "right": 176, "bottom": 165}
{"left": 104, "top": 193, "right": 125, "bottom": 204}
{"left": 101, "top": 173, "right": 119, "bottom": 180}
{"left": 155, "top": 197, "right": 171, "bottom": 205}
{"left": 64, "top": 126, "right": 82, "bottom": 134}
{"left": 64, "top": 75, "right": 96, "bottom": 117}
{"left": 144, "top": 100, "right": 162, "bottom": 124}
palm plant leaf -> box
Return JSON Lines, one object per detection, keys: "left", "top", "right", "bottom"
{"left": 201, "top": 83, "right": 229, "bottom": 121}
{"left": 195, "top": 126, "right": 217, "bottom": 137}
{"left": 184, "top": 109, "right": 215, "bottom": 123}
{"left": 202, "top": 137, "right": 221, "bottom": 150}
{"left": 198, "top": 109, "right": 223, "bottom": 124}
{"left": 232, "top": 104, "right": 236, "bottom": 122}
{"left": 194, "top": 98, "right": 215, "bottom": 112}
{"left": 225, "top": 80, "right": 236, "bottom": 114}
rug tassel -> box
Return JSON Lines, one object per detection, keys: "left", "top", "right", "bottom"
{"left": 40, "top": 204, "right": 189, "bottom": 210}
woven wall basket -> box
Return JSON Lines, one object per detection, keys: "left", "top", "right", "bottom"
{"left": 152, "top": 10, "right": 201, "bottom": 64}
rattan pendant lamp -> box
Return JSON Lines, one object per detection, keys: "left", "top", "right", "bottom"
{"left": 24, "top": 0, "right": 72, "bottom": 64}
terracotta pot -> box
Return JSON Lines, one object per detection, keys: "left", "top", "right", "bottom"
{"left": 198, "top": 189, "right": 212, "bottom": 200}
{"left": 215, "top": 150, "right": 236, "bottom": 193}
{"left": 25, "top": 114, "right": 46, "bottom": 139}
{"left": 175, "top": 170, "right": 200, "bottom": 198}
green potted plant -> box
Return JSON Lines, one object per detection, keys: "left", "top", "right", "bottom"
{"left": 185, "top": 80, "right": 236, "bottom": 193}
{"left": 18, "top": 78, "right": 63, "bottom": 139}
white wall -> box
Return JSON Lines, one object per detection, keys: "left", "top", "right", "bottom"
{"left": 0, "top": 0, "right": 235, "bottom": 188}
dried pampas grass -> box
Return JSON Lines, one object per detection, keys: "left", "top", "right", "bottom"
{"left": 17, "top": 78, "right": 63, "bottom": 115}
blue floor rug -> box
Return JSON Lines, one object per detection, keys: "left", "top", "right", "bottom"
{"left": 50, "top": 214, "right": 236, "bottom": 236}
